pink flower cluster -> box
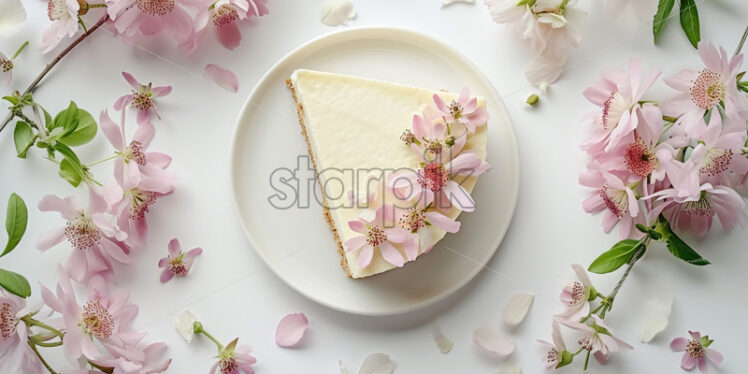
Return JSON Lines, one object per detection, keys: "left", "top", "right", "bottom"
{"left": 1, "top": 72, "right": 184, "bottom": 373}
{"left": 580, "top": 42, "right": 748, "bottom": 239}
{"left": 538, "top": 265, "right": 633, "bottom": 370}
{"left": 41, "top": 0, "right": 269, "bottom": 53}
{"left": 38, "top": 72, "right": 176, "bottom": 283}
{"left": 344, "top": 88, "right": 491, "bottom": 269}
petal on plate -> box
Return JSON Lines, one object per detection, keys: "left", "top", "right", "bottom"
{"left": 204, "top": 64, "right": 239, "bottom": 92}
{"left": 275, "top": 312, "right": 309, "bottom": 348}
{"left": 473, "top": 327, "right": 514, "bottom": 357}
{"left": 495, "top": 362, "right": 522, "bottom": 374}
{"left": 636, "top": 285, "right": 673, "bottom": 343}
{"left": 501, "top": 292, "right": 535, "bottom": 327}
{"left": 320, "top": 0, "right": 356, "bottom": 26}
{"left": 0, "top": 0, "right": 26, "bottom": 37}
{"left": 433, "top": 327, "right": 454, "bottom": 354}
{"left": 358, "top": 353, "right": 395, "bottom": 374}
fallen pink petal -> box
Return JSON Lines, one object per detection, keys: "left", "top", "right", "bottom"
{"left": 204, "top": 64, "right": 239, "bottom": 92}
{"left": 275, "top": 312, "right": 309, "bottom": 347}
{"left": 473, "top": 327, "right": 515, "bottom": 357}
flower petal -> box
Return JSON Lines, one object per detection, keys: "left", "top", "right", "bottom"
{"left": 501, "top": 292, "right": 535, "bottom": 327}
{"left": 0, "top": 0, "right": 26, "bottom": 37}
{"left": 174, "top": 310, "right": 197, "bottom": 343}
{"left": 358, "top": 353, "right": 395, "bottom": 374}
{"left": 472, "top": 327, "right": 514, "bottom": 357}
{"left": 525, "top": 52, "right": 566, "bottom": 86}
{"left": 204, "top": 64, "right": 238, "bottom": 92}
{"left": 670, "top": 337, "right": 689, "bottom": 352}
{"left": 357, "top": 245, "right": 374, "bottom": 269}
{"left": 275, "top": 312, "right": 309, "bottom": 348}
{"left": 378, "top": 241, "right": 405, "bottom": 267}
{"left": 320, "top": 0, "right": 357, "bottom": 26}
{"left": 637, "top": 286, "right": 673, "bottom": 343}
{"left": 433, "top": 327, "right": 453, "bottom": 354}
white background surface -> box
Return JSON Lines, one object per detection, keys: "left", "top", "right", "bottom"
{"left": 1, "top": 0, "right": 747, "bottom": 373}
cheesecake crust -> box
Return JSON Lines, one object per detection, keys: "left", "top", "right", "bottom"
{"left": 286, "top": 78, "right": 353, "bottom": 278}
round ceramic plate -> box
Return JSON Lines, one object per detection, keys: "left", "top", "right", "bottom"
{"left": 230, "top": 27, "right": 519, "bottom": 316}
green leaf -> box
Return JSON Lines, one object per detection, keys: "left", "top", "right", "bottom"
{"left": 739, "top": 81, "right": 748, "bottom": 93}
{"left": 53, "top": 101, "right": 80, "bottom": 137}
{"left": 53, "top": 142, "right": 82, "bottom": 164}
{"left": 655, "top": 216, "right": 710, "bottom": 265}
{"left": 653, "top": 0, "right": 675, "bottom": 44}
{"left": 59, "top": 109, "right": 97, "bottom": 147}
{"left": 2, "top": 193, "right": 27, "bottom": 258}
{"left": 679, "top": 0, "right": 700, "bottom": 48}
{"left": 13, "top": 121, "right": 33, "bottom": 159}
{"left": 588, "top": 239, "right": 643, "bottom": 274}
{"left": 0, "top": 268, "right": 31, "bottom": 298}
{"left": 59, "top": 158, "right": 84, "bottom": 187}
{"left": 2, "top": 95, "right": 19, "bottom": 106}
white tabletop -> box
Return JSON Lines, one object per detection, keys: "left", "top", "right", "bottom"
{"left": 2, "top": 0, "right": 747, "bottom": 372}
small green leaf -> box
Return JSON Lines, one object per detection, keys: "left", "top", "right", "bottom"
{"left": 588, "top": 239, "right": 642, "bottom": 274}
{"left": 0, "top": 268, "right": 31, "bottom": 298}
{"left": 13, "top": 121, "right": 33, "bottom": 159}
{"left": 59, "top": 158, "right": 84, "bottom": 187}
{"left": 653, "top": 0, "right": 675, "bottom": 44}
{"left": 739, "top": 81, "right": 748, "bottom": 93}
{"left": 2, "top": 193, "right": 27, "bottom": 258}
{"left": 53, "top": 142, "right": 82, "bottom": 165}
{"left": 655, "top": 216, "right": 710, "bottom": 265}
{"left": 556, "top": 350, "right": 574, "bottom": 368}
{"left": 679, "top": 0, "right": 700, "bottom": 48}
{"left": 53, "top": 101, "right": 79, "bottom": 136}
{"left": 59, "top": 109, "right": 97, "bottom": 146}
{"left": 2, "top": 95, "right": 19, "bottom": 106}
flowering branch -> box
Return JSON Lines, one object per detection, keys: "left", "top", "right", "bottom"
{"left": 0, "top": 14, "right": 108, "bottom": 133}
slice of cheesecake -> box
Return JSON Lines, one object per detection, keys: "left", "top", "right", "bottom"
{"left": 286, "top": 69, "right": 488, "bottom": 279}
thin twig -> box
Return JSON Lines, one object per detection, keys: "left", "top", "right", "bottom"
{"left": 608, "top": 237, "right": 651, "bottom": 303}
{"left": 0, "top": 15, "right": 109, "bottom": 133}
{"left": 28, "top": 341, "right": 58, "bottom": 374}
{"left": 735, "top": 25, "right": 748, "bottom": 57}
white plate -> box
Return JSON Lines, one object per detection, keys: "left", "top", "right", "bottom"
{"left": 230, "top": 27, "right": 519, "bottom": 316}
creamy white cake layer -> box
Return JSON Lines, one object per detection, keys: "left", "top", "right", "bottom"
{"left": 291, "top": 69, "right": 487, "bottom": 278}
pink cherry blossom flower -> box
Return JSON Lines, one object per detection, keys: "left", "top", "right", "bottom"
{"left": 37, "top": 190, "right": 131, "bottom": 283}
{"left": 344, "top": 204, "right": 418, "bottom": 269}
{"left": 92, "top": 339, "right": 172, "bottom": 373}
{"left": 403, "top": 108, "right": 467, "bottom": 164}
{"left": 99, "top": 109, "right": 173, "bottom": 179}
{"left": 581, "top": 59, "right": 661, "bottom": 154}
{"left": 537, "top": 319, "right": 567, "bottom": 369}
{"left": 432, "top": 88, "right": 489, "bottom": 134}
{"left": 184, "top": 0, "right": 268, "bottom": 53}
{"left": 688, "top": 113, "right": 748, "bottom": 179}
{"left": 40, "top": 271, "right": 138, "bottom": 362}
{"left": 114, "top": 72, "right": 172, "bottom": 125}
{"left": 211, "top": 338, "right": 256, "bottom": 374}
{"left": 651, "top": 182, "right": 744, "bottom": 237}
{"left": 560, "top": 315, "right": 633, "bottom": 364}
{"left": 158, "top": 238, "right": 203, "bottom": 282}
{"left": 106, "top": 0, "right": 196, "bottom": 45}
{"left": 0, "top": 51, "right": 13, "bottom": 86}
{"left": 41, "top": 0, "right": 80, "bottom": 53}
{"left": 555, "top": 264, "right": 593, "bottom": 322}
{"left": 671, "top": 331, "right": 723, "bottom": 372}
{"left": 662, "top": 42, "right": 748, "bottom": 137}
{"left": 390, "top": 152, "right": 491, "bottom": 213}
{"left": 580, "top": 164, "right": 644, "bottom": 239}
{"left": 394, "top": 197, "right": 460, "bottom": 256}
{"left": 0, "top": 289, "right": 42, "bottom": 374}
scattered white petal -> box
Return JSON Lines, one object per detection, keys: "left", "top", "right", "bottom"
{"left": 204, "top": 64, "right": 239, "bottom": 92}
{"left": 637, "top": 286, "right": 674, "bottom": 343}
{"left": 433, "top": 327, "right": 454, "bottom": 354}
{"left": 441, "top": 0, "right": 474, "bottom": 8}
{"left": 495, "top": 362, "right": 522, "bottom": 374}
{"left": 538, "top": 82, "right": 549, "bottom": 94}
{"left": 358, "top": 353, "right": 395, "bottom": 374}
{"left": 339, "top": 360, "right": 350, "bottom": 374}
{"left": 0, "top": 0, "right": 26, "bottom": 37}
{"left": 174, "top": 310, "right": 198, "bottom": 343}
{"left": 275, "top": 312, "right": 309, "bottom": 347}
{"left": 524, "top": 53, "right": 567, "bottom": 87}
{"left": 502, "top": 292, "right": 535, "bottom": 327}
{"left": 473, "top": 327, "right": 514, "bottom": 357}
{"left": 320, "top": 0, "right": 356, "bottom": 26}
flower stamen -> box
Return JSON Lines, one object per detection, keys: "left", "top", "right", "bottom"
{"left": 0, "top": 303, "right": 18, "bottom": 339}
{"left": 366, "top": 225, "right": 387, "bottom": 246}
{"left": 690, "top": 69, "right": 724, "bottom": 110}
{"left": 136, "top": 0, "right": 175, "bottom": 16}
{"left": 212, "top": 4, "right": 239, "bottom": 27}
{"left": 624, "top": 139, "right": 657, "bottom": 177}
{"left": 600, "top": 185, "right": 628, "bottom": 218}
{"left": 64, "top": 214, "right": 100, "bottom": 250}
{"left": 417, "top": 162, "right": 449, "bottom": 193}
{"left": 80, "top": 299, "right": 114, "bottom": 338}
